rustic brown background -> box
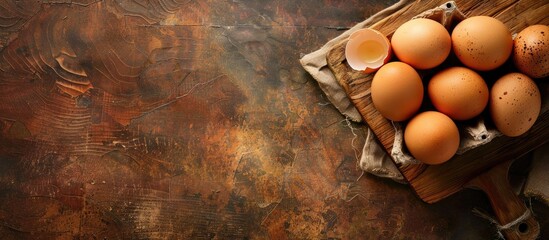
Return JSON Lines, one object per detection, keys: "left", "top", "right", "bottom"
{"left": 0, "top": 0, "right": 546, "bottom": 239}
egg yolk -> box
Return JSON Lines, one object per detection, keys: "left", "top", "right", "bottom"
{"left": 357, "top": 40, "right": 385, "bottom": 63}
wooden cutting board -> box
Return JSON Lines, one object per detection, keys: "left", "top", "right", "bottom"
{"left": 326, "top": 0, "right": 549, "bottom": 239}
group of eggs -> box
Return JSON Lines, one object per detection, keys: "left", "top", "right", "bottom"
{"left": 345, "top": 16, "right": 548, "bottom": 165}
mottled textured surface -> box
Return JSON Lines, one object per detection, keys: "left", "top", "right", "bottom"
{"left": 0, "top": 0, "right": 546, "bottom": 239}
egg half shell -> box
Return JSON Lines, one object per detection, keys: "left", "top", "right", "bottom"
{"left": 345, "top": 28, "right": 392, "bottom": 73}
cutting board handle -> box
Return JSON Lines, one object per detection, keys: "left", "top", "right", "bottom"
{"left": 468, "top": 161, "right": 539, "bottom": 240}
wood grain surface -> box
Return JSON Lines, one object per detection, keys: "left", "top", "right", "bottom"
{"left": 0, "top": 0, "right": 547, "bottom": 239}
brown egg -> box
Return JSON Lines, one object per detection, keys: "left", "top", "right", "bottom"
{"left": 391, "top": 18, "right": 451, "bottom": 69}
{"left": 490, "top": 73, "right": 541, "bottom": 137}
{"left": 371, "top": 62, "right": 424, "bottom": 121}
{"left": 404, "top": 111, "right": 460, "bottom": 165}
{"left": 513, "top": 25, "right": 549, "bottom": 78}
{"left": 428, "top": 67, "right": 489, "bottom": 120}
{"left": 452, "top": 16, "right": 513, "bottom": 71}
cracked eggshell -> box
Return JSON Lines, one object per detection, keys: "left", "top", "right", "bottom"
{"left": 345, "top": 28, "right": 392, "bottom": 73}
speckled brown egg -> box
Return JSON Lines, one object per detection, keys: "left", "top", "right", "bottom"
{"left": 428, "top": 66, "right": 489, "bottom": 120}
{"left": 452, "top": 16, "right": 513, "bottom": 71}
{"left": 490, "top": 73, "right": 541, "bottom": 137}
{"left": 513, "top": 25, "right": 549, "bottom": 79}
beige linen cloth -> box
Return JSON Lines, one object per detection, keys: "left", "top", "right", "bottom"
{"left": 300, "top": 0, "right": 548, "bottom": 204}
